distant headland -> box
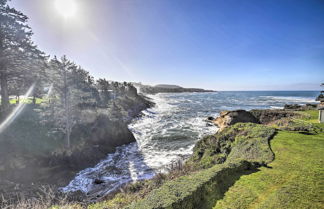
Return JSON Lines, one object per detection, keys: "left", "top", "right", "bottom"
{"left": 133, "top": 83, "right": 216, "bottom": 94}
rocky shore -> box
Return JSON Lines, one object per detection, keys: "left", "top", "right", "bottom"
{"left": 82, "top": 103, "right": 322, "bottom": 209}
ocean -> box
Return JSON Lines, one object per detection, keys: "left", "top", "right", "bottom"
{"left": 62, "top": 91, "right": 319, "bottom": 197}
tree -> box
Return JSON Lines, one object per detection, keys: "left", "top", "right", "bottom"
{"left": 47, "top": 56, "right": 76, "bottom": 148}
{"left": 8, "top": 77, "right": 24, "bottom": 103}
{"left": 70, "top": 65, "right": 99, "bottom": 108}
{"left": 0, "top": 0, "right": 45, "bottom": 112}
{"left": 97, "top": 78, "right": 111, "bottom": 105}
{"left": 45, "top": 56, "right": 98, "bottom": 148}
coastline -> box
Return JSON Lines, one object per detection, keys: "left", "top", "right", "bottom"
{"left": 62, "top": 92, "right": 219, "bottom": 199}
{"left": 1, "top": 92, "right": 321, "bottom": 208}
{"left": 86, "top": 104, "right": 323, "bottom": 209}
{"left": 62, "top": 92, "right": 319, "bottom": 200}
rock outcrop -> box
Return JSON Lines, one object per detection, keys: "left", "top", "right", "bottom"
{"left": 213, "top": 109, "right": 305, "bottom": 130}
{"left": 249, "top": 109, "right": 300, "bottom": 124}
{"left": 283, "top": 103, "right": 317, "bottom": 111}
{"left": 213, "top": 110, "right": 259, "bottom": 130}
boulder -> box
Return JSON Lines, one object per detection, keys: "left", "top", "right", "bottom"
{"left": 94, "top": 179, "right": 105, "bottom": 185}
{"left": 213, "top": 110, "right": 259, "bottom": 130}
{"left": 207, "top": 116, "right": 215, "bottom": 121}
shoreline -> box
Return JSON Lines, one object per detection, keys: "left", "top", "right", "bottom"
{"left": 84, "top": 103, "right": 322, "bottom": 208}
{"left": 64, "top": 95, "right": 318, "bottom": 199}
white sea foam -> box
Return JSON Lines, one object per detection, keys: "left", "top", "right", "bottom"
{"left": 62, "top": 91, "right": 317, "bottom": 197}
{"left": 62, "top": 93, "right": 218, "bottom": 197}
{"left": 260, "top": 96, "right": 316, "bottom": 104}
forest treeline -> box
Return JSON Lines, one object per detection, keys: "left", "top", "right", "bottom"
{"left": 0, "top": 0, "right": 141, "bottom": 148}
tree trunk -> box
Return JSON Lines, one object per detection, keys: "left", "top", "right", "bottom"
{"left": 66, "top": 129, "right": 71, "bottom": 149}
{"left": 63, "top": 66, "right": 71, "bottom": 149}
{"left": 0, "top": 72, "right": 10, "bottom": 112}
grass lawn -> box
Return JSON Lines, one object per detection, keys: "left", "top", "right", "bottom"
{"left": 214, "top": 111, "right": 324, "bottom": 209}
{"left": 9, "top": 98, "right": 44, "bottom": 104}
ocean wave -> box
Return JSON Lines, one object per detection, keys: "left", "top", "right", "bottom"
{"left": 259, "top": 96, "right": 315, "bottom": 103}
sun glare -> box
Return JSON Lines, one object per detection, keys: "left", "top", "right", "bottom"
{"left": 55, "top": 0, "right": 77, "bottom": 18}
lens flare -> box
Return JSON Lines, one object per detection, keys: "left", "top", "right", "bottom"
{"left": 0, "top": 83, "right": 36, "bottom": 133}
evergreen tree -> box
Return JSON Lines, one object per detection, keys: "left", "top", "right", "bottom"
{"left": 0, "top": 0, "right": 45, "bottom": 112}
{"left": 44, "top": 56, "right": 99, "bottom": 148}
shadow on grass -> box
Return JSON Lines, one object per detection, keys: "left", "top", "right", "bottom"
{"left": 200, "top": 165, "right": 261, "bottom": 209}
{"left": 298, "top": 131, "right": 316, "bottom": 135}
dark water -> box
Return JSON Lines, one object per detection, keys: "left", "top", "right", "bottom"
{"left": 62, "top": 91, "right": 319, "bottom": 197}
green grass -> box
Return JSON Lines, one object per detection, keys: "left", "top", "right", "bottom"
{"left": 214, "top": 110, "right": 324, "bottom": 209}
{"left": 9, "top": 98, "right": 45, "bottom": 104}
{"left": 188, "top": 123, "right": 275, "bottom": 169}
{"left": 303, "top": 110, "right": 324, "bottom": 130}
{"left": 303, "top": 110, "right": 320, "bottom": 122}
{"left": 126, "top": 161, "right": 254, "bottom": 209}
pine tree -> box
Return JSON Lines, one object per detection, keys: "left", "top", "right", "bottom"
{"left": 45, "top": 56, "right": 99, "bottom": 148}
{"left": 0, "top": 0, "right": 45, "bottom": 112}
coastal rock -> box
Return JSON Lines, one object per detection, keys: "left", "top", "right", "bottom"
{"left": 94, "top": 179, "right": 105, "bottom": 184}
{"left": 284, "top": 104, "right": 302, "bottom": 110}
{"left": 207, "top": 116, "right": 215, "bottom": 121}
{"left": 283, "top": 104, "right": 317, "bottom": 111}
{"left": 213, "top": 110, "right": 259, "bottom": 130}
{"left": 249, "top": 109, "right": 300, "bottom": 124}
{"left": 214, "top": 109, "right": 304, "bottom": 128}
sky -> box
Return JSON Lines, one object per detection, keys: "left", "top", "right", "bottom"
{"left": 9, "top": 0, "right": 324, "bottom": 90}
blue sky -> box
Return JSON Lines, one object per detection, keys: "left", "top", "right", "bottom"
{"left": 10, "top": 0, "right": 324, "bottom": 90}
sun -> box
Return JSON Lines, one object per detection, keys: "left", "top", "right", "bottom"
{"left": 55, "top": 0, "right": 77, "bottom": 18}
